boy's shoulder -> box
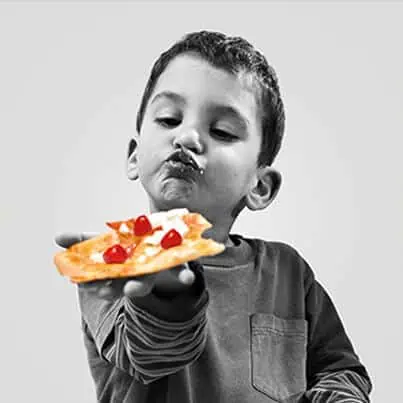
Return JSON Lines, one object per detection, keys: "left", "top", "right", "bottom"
{"left": 239, "top": 233, "right": 310, "bottom": 262}
{"left": 239, "top": 234, "right": 316, "bottom": 286}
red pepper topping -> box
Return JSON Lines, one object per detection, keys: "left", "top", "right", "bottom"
{"left": 103, "top": 244, "right": 129, "bottom": 264}
{"left": 106, "top": 219, "right": 136, "bottom": 233}
{"left": 134, "top": 215, "right": 153, "bottom": 236}
{"left": 161, "top": 229, "right": 183, "bottom": 249}
{"left": 106, "top": 220, "right": 123, "bottom": 231}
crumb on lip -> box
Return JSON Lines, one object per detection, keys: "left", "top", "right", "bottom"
{"left": 169, "top": 150, "right": 200, "bottom": 169}
{"left": 167, "top": 151, "right": 205, "bottom": 175}
{"left": 168, "top": 160, "right": 205, "bottom": 176}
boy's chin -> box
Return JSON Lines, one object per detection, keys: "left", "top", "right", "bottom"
{"left": 151, "top": 189, "right": 199, "bottom": 212}
{"left": 152, "top": 180, "right": 199, "bottom": 210}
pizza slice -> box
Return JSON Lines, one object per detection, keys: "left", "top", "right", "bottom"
{"left": 54, "top": 208, "right": 225, "bottom": 283}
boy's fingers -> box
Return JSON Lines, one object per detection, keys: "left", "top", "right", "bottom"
{"left": 178, "top": 265, "right": 196, "bottom": 285}
{"left": 79, "top": 279, "right": 125, "bottom": 300}
{"left": 79, "top": 279, "right": 112, "bottom": 293}
{"left": 153, "top": 264, "right": 195, "bottom": 295}
{"left": 166, "top": 264, "right": 195, "bottom": 286}
{"left": 55, "top": 232, "right": 80, "bottom": 248}
{"left": 97, "top": 284, "right": 118, "bottom": 299}
{"left": 55, "top": 232, "right": 99, "bottom": 248}
{"left": 123, "top": 275, "right": 157, "bottom": 298}
{"left": 77, "top": 264, "right": 195, "bottom": 299}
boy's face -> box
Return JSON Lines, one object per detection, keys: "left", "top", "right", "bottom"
{"left": 132, "top": 53, "right": 265, "bottom": 222}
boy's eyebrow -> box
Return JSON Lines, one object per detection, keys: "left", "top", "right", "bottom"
{"left": 150, "top": 91, "right": 186, "bottom": 107}
{"left": 150, "top": 91, "right": 250, "bottom": 129}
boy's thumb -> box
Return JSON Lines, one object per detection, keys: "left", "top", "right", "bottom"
{"left": 55, "top": 232, "right": 98, "bottom": 248}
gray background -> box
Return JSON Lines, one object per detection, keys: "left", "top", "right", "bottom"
{"left": 1, "top": 2, "right": 402, "bottom": 402}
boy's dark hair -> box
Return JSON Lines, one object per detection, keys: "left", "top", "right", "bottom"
{"left": 136, "top": 30, "right": 285, "bottom": 167}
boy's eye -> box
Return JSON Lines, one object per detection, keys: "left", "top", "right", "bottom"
{"left": 211, "top": 128, "right": 237, "bottom": 141}
{"left": 155, "top": 117, "right": 181, "bottom": 128}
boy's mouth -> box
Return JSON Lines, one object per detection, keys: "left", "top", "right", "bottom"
{"left": 165, "top": 149, "right": 204, "bottom": 175}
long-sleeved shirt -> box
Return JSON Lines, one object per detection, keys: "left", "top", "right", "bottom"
{"left": 78, "top": 235, "right": 372, "bottom": 402}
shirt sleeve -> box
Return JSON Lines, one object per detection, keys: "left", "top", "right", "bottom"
{"left": 304, "top": 369, "right": 372, "bottom": 402}
{"left": 304, "top": 280, "right": 373, "bottom": 401}
{"left": 78, "top": 261, "right": 209, "bottom": 384}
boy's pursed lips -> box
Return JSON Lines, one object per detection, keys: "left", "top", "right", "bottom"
{"left": 165, "top": 149, "right": 204, "bottom": 174}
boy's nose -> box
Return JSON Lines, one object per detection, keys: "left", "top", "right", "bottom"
{"left": 173, "top": 128, "right": 204, "bottom": 154}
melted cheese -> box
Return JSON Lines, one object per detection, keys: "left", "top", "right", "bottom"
{"left": 162, "top": 216, "right": 188, "bottom": 236}
{"left": 137, "top": 255, "right": 147, "bottom": 264}
{"left": 144, "top": 230, "right": 165, "bottom": 245}
{"left": 144, "top": 209, "right": 189, "bottom": 246}
{"left": 90, "top": 252, "right": 104, "bottom": 263}
{"left": 148, "top": 208, "right": 189, "bottom": 227}
{"left": 144, "top": 246, "right": 160, "bottom": 257}
{"left": 119, "top": 222, "right": 130, "bottom": 233}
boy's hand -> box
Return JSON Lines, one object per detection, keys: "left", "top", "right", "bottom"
{"left": 54, "top": 232, "right": 196, "bottom": 299}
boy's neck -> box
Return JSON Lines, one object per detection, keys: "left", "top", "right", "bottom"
{"left": 204, "top": 225, "right": 235, "bottom": 248}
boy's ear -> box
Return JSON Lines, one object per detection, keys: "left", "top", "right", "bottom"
{"left": 127, "top": 137, "right": 139, "bottom": 181}
{"left": 245, "top": 166, "right": 282, "bottom": 211}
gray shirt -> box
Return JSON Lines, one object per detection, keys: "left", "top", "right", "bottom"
{"left": 79, "top": 235, "right": 371, "bottom": 402}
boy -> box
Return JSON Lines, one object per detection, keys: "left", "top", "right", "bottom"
{"left": 56, "top": 31, "right": 372, "bottom": 402}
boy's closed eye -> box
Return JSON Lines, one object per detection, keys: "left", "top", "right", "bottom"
{"left": 155, "top": 116, "right": 182, "bottom": 128}
{"left": 155, "top": 116, "right": 239, "bottom": 142}
{"left": 210, "top": 127, "right": 238, "bottom": 141}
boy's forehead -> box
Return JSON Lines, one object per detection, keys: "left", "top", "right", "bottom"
{"left": 150, "top": 53, "right": 261, "bottom": 120}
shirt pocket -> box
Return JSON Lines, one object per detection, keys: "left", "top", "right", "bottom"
{"left": 250, "top": 313, "right": 307, "bottom": 402}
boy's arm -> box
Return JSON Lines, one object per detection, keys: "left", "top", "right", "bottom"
{"left": 304, "top": 280, "right": 372, "bottom": 402}
{"left": 78, "top": 261, "right": 208, "bottom": 384}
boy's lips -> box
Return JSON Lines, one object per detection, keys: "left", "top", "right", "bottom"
{"left": 165, "top": 149, "right": 204, "bottom": 174}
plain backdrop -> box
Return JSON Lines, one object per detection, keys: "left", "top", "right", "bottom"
{"left": 1, "top": 2, "right": 402, "bottom": 402}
